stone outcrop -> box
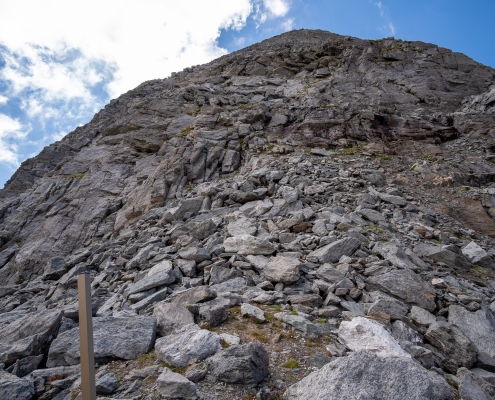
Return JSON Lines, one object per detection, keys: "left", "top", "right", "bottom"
{"left": 0, "top": 29, "right": 495, "bottom": 399}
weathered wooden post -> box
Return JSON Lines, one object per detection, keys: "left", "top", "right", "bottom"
{"left": 78, "top": 272, "right": 96, "bottom": 400}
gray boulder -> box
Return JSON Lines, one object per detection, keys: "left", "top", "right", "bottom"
{"left": 0, "top": 310, "right": 63, "bottom": 365}
{"left": 448, "top": 304, "right": 495, "bottom": 369}
{"left": 283, "top": 351, "right": 454, "bottom": 400}
{"left": 457, "top": 367, "right": 495, "bottom": 400}
{"left": 241, "top": 303, "right": 266, "bottom": 323}
{"left": 227, "top": 218, "right": 257, "bottom": 236}
{"left": 156, "top": 368, "right": 198, "bottom": 399}
{"left": 125, "top": 261, "right": 175, "bottom": 295}
{"left": 0, "top": 370, "right": 35, "bottom": 400}
{"left": 206, "top": 343, "right": 269, "bottom": 384}
{"left": 224, "top": 235, "right": 275, "bottom": 255}
{"left": 155, "top": 324, "right": 221, "bottom": 367}
{"left": 339, "top": 317, "right": 410, "bottom": 359}
{"left": 95, "top": 373, "right": 118, "bottom": 395}
{"left": 366, "top": 269, "right": 436, "bottom": 311}
{"left": 414, "top": 243, "right": 471, "bottom": 270}
{"left": 171, "top": 286, "right": 216, "bottom": 306}
{"left": 198, "top": 297, "right": 231, "bottom": 327}
{"left": 307, "top": 237, "right": 360, "bottom": 264}
{"left": 274, "top": 313, "right": 322, "bottom": 338}
{"left": 153, "top": 303, "right": 194, "bottom": 336}
{"left": 315, "top": 263, "right": 346, "bottom": 284}
{"left": 263, "top": 256, "right": 301, "bottom": 284}
{"left": 47, "top": 315, "right": 156, "bottom": 366}
{"left": 425, "top": 321, "right": 477, "bottom": 373}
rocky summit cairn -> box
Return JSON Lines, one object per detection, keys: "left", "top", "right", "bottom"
{"left": 0, "top": 28, "right": 495, "bottom": 399}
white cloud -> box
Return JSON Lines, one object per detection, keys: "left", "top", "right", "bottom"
{"left": 374, "top": 2, "right": 384, "bottom": 16}
{"left": 0, "top": 114, "right": 29, "bottom": 165}
{"left": 0, "top": 0, "right": 294, "bottom": 179}
{"left": 281, "top": 18, "right": 295, "bottom": 32}
{"left": 388, "top": 22, "right": 396, "bottom": 36}
{"left": 0, "top": 1, "right": 255, "bottom": 107}
{"left": 264, "top": 0, "right": 291, "bottom": 17}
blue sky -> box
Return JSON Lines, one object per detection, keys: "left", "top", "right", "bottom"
{"left": 0, "top": 0, "right": 494, "bottom": 189}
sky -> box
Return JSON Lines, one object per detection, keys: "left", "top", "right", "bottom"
{"left": 0, "top": 0, "right": 494, "bottom": 189}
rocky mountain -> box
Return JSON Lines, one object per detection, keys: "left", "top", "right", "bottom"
{"left": 1, "top": 29, "right": 495, "bottom": 399}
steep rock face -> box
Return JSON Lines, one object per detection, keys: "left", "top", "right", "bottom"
{"left": 0, "top": 29, "right": 494, "bottom": 283}
{"left": 0, "top": 29, "right": 495, "bottom": 400}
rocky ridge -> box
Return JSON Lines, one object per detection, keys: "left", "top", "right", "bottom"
{"left": 0, "top": 29, "right": 495, "bottom": 399}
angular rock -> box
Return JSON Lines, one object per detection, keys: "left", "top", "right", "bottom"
{"left": 96, "top": 373, "right": 118, "bottom": 395}
{"left": 448, "top": 304, "right": 495, "bottom": 370}
{"left": 315, "top": 263, "right": 346, "bottom": 284}
{"left": 171, "top": 286, "right": 216, "bottom": 306}
{"left": 155, "top": 324, "right": 221, "bottom": 367}
{"left": 0, "top": 310, "right": 63, "bottom": 365}
{"left": 414, "top": 243, "right": 471, "bottom": 270}
{"left": 197, "top": 296, "right": 231, "bottom": 327}
{"left": 153, "top": 303, "right": 195, "bottom": 336}
{"left": 425, "top": 321, "right": 477, "bottom": 373}
{"left": 283, "top": 351, "right": 454, "bottom": 400}
{"left": 227, "top": 218, "right": 257, "bottom": 237}
{"left": 339, "top": 317, "right": 410, "bottom": 358}
{"left": 206, "top": 343, "right": 269, "bottom": 384}
{"left": 224, "top": 235, "right": 275, "bottom": 255}
{"left": 241, "top": 303, "right": 266, "bottom": 323}
{"left": 126, "top": 262, "right": 175, "bottom": 295}
{"left": 366, "top": 269, "right": 436, "bottom": 311}
{"left": 307, "top": 237, "right": 360, "bottom": 264}
{"left": 42, "top": 256, "right": 67, "bottom": 280}
{"left": 177, "top": 246, "right": 211, "bottom": 262}
{"left": 274, "top": 312, "right": 322, "bottom": 337}
{"left": 457, "top": 367, "right": 495, "bottom": 400}
{"left": 462, "top": 241, "right": 493, "bottom": 267}
{"left": 0, "top": 370, "right": 35, "bottom": 400}
{"left": 156, "top": 367, "right": 198, "bottom": 399}
{"left": 47, "top": 315, "right": 156, "bottom": 367}
{"left": 263, "top": 256, "right": 301, "bottom": 284}
{"left": 410, "top": 306, "right": 436, "bottom": 326}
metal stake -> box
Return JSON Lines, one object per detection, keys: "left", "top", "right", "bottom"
{"left": 78, "top": 272, "right": 96, "bottom": 400}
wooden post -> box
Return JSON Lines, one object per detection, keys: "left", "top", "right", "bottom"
{"left": 78, "top": 272, "right": 96, "bottom": 400}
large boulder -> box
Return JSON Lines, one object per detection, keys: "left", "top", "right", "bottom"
{"left": 0, "top": 310, "right": 63, "bottom": 365}
{"left": 366, "top": 269, "right": 436, "bottom": 311}
{"left": 448, "top": 304, "right": 495, "bottom": 370}
{"left": 425, "top": 321, "right": 477, "bottom": 373}
{"left": 47, "top": 315, "right": 156, "bottom": 366}
{"left": 224, "top": 235, "right": 275, "bottom": 255}
{"left": 307, "top": 237, "right": 361, "bottom": 263}
{"left": 206, "top": 343, "right": 269, "bottom": 384}
{"left": 338, "top": 317, "right": 410, "bottom": 359}
{"left": 171, "top": 286, "right": 216, "bottom": 306}
{"left": 156, "top": 368, "right": 198, "bottom": 399}
{"left": 125, "top": 261, "right": 175, "bottom": 295}
{"left": 283, "top": 351, "right": 454, "bottom": 399}
{"left": 0, "top": 370, "right": 34, "bottom": 400}
{"left": 155, "top": 324, "right": 221, "bottom": 367}
{"left": 263, "top": 256, "right": 301, "bottom": 284}
{"left": 414, "top": 243, "right": 471, "bottom": 270}
{"left": 153, "top": 303, "right": 195, "bottom": 336}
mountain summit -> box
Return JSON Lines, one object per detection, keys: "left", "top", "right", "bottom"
{"left": 1, "top": 29, "right": 495, "bottom": 399}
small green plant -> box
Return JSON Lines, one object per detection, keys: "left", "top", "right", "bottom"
{"left": 161, "top": 362, "right": 186, "bottom": 374}
{"left": 187, "top": 107, "right": 201, "bottom": 117}
{"left": 251, "top": 330, "right": 268, "bottom": 343}
{"left": 137, "top": 352, "right": 156, "bottom": 363}
{"left": 282, "top": 359, "right": 298, "bottom": 369}
{"left": 177, "top": 126, "right": 192, "bottom": 137}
